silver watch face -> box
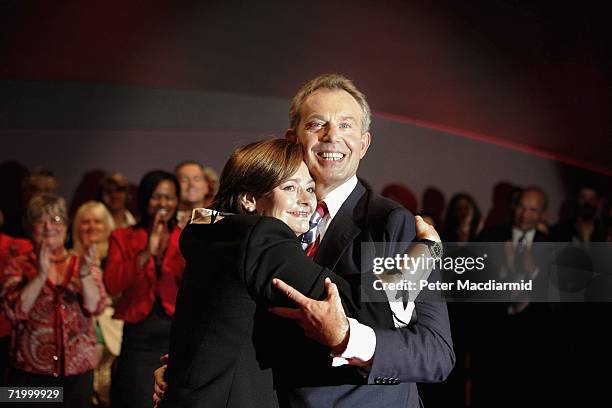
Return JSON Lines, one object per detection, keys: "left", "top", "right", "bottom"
{"left": 430, "top": 242, "right": 443, "bottom": 259}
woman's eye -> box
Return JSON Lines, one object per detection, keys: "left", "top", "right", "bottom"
{"left": 307, "top": 187, "right": 315, "bottom": 194}
{"left": 283, "top": 185, "right": 295, "bottom": 191}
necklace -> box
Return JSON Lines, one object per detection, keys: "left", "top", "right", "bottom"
{"left": 50, "top": 251, "right": 70, "bottom": 263}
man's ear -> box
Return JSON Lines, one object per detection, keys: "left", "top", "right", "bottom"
{"left": 239, "top": 193, "right": 257, "bottom": 214}
{"left": 359, "top": 131, "right": 371, "bottom": 159}
{"left": 285, "top": 129, "right": 297, "bottom": 142}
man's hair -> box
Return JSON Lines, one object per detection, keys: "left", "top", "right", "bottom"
{"left": 23, "top": 167, "right": 56, "bottom": 189}
{"left": 521, "top": 186, "right": 549, "bottom": 212}
{"left": 289, "top": 73, "right": 371, "bottom": 133}
{"left": 174, "top": 160, "right": 205, "bottom": 175}
{"left": 212, "top": 139, "right": 304, "bottom": 215}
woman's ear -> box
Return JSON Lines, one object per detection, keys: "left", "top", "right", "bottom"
{"left": 239, "top": 193, "right": 257, "bottom": 214}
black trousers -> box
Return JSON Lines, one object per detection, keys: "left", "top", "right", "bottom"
{"left": 8, "top": 368, "right": 93, "bottom": 408}
{"left": 111, "top": 303, "right": 171, "bottom": 408}
{"left": 0, "top": 335, "right": 9, "bottom": 386}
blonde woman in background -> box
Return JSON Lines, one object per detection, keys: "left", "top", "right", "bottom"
{"left": 201, "top": 167, "right": 219, "bottom": 208}
{"left": 72, "top": 201, "right": 122, "bottom": 408}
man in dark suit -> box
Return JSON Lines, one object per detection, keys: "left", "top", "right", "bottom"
{"left": 154, "top": 74, "right": 454, "bottom": 407}
{"left": 479, "top": 186, "right": 548, "bottom": 244}
{"left": 475, "top": 186, "right": 551, "bottom": 406}
{"left": 268, "top": 74, "right": 454, "bottom": 407}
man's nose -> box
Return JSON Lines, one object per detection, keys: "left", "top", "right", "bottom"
{"left": 321, "top": 124, "right": 339, "bottom": 143}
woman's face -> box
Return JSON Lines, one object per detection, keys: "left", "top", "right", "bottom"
{"left": 256, "top": 162, "right": 317, "bottom": 235}
{"left": 148, "top": 180, "right": 178, "bottom": 223}
{"left": 31, "top": 212, "right": 67, "bottom": 250}
{"left": 77, "top": 208, "right": 107, "bottom": 248}
{"left": 454, "top": 198, "right": 474, "bottom": 224}
{"left": 102, "top": 183, "right": 128, "bottom": 212}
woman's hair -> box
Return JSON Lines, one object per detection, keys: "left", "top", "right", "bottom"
{"left": 212, "top": 139, "right": 304, "bottom": 214}
{"left": 96, "top": 172, "right": 130, "bottom": 202}
{"left": 136, "top": 170, "right": 180, "bottom": 229}
{"left": 203, "top": 166, "right": 219, "bottom": 203}
{"left": 442, "top": 192, "right": 481, "bottom": 242}
{"left": 72, "top": 201, "right": 115, "bottom": 259}
{"left": 25, "top": 194, "right": 68, "bottom": 233}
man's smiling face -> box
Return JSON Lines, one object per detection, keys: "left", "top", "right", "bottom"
{"left": 291, "top": 88, "right": 370, "bottom": 197}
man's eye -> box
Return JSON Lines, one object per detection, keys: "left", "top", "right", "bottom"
{"left": 307, "top": 122, "right": 324, "bottom": 130}
{"left": 339, "top": 122, "right": 351, "bottom": 129}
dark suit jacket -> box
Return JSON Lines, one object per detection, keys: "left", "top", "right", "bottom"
{"left": 275, "top": 182, "right": 455, "bottom": 408}
{"left": 160, "top": 215, "right": 357, "bottom": 408}
{"left": 474, "top": 226, "right": 555, "bottom": 406}
{"left": 477, "top": 224, "right": 547, "bottom": 244}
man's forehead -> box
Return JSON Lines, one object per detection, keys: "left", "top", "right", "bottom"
{"left": 301, "top": 88, "right": 362, "bottom": 116}
{"left": 520, "top": 192, "right": 544, "bottom": 208}
{"left": 178, "top": 164, "right": 203, "bottom": 175}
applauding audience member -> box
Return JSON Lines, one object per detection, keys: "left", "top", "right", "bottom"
{"left": 442, "top": 193, "right": 482, "bottom": 243}
{"left": 551, "top": 184, "right": 606, "bottom": 243}
{"left": 97, "top": 173, "right": 136, "bottom": 230}
{"left": 1, "top": 195, "right": 106, "bottom": 408}
{"left": 0, "top": 209, "right": 32, "bottom": 386}
{"left": 72, "top": 201, "right": 118, "bottom": 408}
{"left": 174, "top": 161, "right": 208, "bottom": 229}
{"left": 104, "top": 171, "right": 185, "bottom": 408}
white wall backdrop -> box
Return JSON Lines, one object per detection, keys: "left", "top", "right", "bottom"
{"left": 1, "top": 80, "right": 574, "bottom": 224}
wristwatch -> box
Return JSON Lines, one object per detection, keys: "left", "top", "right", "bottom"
{"left": 418, "top": 239, "right": 443, "bottom": 259}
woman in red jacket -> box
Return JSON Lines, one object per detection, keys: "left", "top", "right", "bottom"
{"left": 104, "top": 170, "right": 185, "bottom": 408}
{"left": 0, "top": 209, "right": 32, "bottom": 386}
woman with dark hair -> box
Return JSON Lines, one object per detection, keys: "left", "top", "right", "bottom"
{"left": 104, "top": 171, "right": 185, "bottom": 408}
{"left": 97, "top": 172, "right": 136, "bottom": 230}
{"left": 442, "top": 193, "right": 482, "bottom": 243}
{"left": 154, "top": 138, "right": 444, "bottom": 408}
{"left": 156, "top": 139, "right": 359, "bottom": 408}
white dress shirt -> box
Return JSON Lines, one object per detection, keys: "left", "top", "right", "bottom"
{"left": 317, "top": 176, "right": 414, "bottom": 368}
{"left": 512, "top": 227, "right": 536, "bottom": 250}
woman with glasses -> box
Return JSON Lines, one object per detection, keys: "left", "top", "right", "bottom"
{"left": 97, "top": 172, "right": 137, "bottom": 230}
{"left": 1, "top": 194, "right": 107, "bottom": 408}
{"left": 104, "top": 171, "right": 185, "bottom": 408}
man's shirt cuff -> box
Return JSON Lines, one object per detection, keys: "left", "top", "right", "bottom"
{"left": 331, "top": 318, "right": 376, "bottom": 367}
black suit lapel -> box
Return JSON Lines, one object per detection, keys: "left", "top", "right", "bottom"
{"left": 314, "top": 183, "right": 366, "bottom": 270}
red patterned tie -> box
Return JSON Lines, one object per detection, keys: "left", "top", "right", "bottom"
{"left": 305, "top": 201, "right": 328, "bottom": 258}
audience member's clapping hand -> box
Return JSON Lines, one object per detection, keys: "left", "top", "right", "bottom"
{"left": 153, "top": 354, "right": 169, "bottom": 408}
{"left": 269, "top": 278, "right": 350, "bottom": 355}
{"left": 84, "top": 243, "right": 98, "bottom": 265}
{"left": 519, "top": 248, "right": 539, "bottom": 279}
{"left": 149, "top": 211, "right": 170, "bottom": 257}
{"left": 37, "top": 245, "right": 51, "bottom": 280}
